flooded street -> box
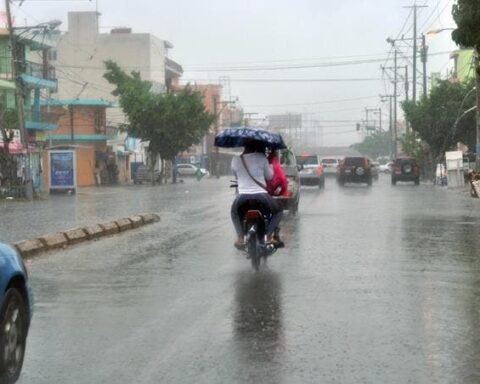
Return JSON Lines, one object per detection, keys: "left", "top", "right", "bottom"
{"left": 10, "top": 177, "right": 480, "bottom": 384}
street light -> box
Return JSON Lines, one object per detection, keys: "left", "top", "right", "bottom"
{"left": 426, "top": 27, "right": 455, "bottom": 37}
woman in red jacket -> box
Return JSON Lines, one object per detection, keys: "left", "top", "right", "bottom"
{"left": 267, "top": 151, "right": 289, "bottom": 197}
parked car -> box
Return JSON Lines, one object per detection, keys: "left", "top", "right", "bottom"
{"left": 276, "top": 149, "right": 300, "bottom": 214}
{"left": 295, "top": 154, "right": 325, "bottom": 188}
{"left": 337, "top": 156, "right": 373, "bottom": 186}
{"left": 320, "top": 157, "right": 341, "bottom": 175}
{"left": 378, "top": 161, "right": 393, "bottom": 173}
{"left": 391, "top": 157, "right": 420, "bottom": 185}
{"left": 0, "top": 242, "right": 33, "bottom": 384}
{"left": 133, "top": 164, "right": 161, "bottom": 184}
{"left": 176, "top": 163, "right": 209, "bottom": 178}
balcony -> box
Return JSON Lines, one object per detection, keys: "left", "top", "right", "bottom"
{"left": 20, "top": 60, "right": 56, "bottom": 81}
{"left": 19, "top": 60, "right": 57, "bottom": 91}
{"left": 0, "top": 56, "right": 14, "bottom": 81}
{"left": 0, "top": 57, "right": 57, "bottom": 88}
{"left": 25, "top": 107, "right": 59, "bottom": 131}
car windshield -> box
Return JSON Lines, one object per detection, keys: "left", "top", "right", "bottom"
{"left": 296, "top": 155, "right": 318, "bottom": 166}
{"left": 344, "top": 157, "right": 366, "bottom": 166}
{"left": 395, "top": 158, "right": 416, "bottom": 166}
{"left": 321, "top": 159, "right": 337, "bottom": 164}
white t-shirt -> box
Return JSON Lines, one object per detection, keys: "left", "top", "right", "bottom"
{"left": 231, "top": 153, "right": 274, "bottom": 194}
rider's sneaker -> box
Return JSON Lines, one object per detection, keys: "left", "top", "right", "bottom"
{"left": 234, "top": 236, "right": 246, "bottom": 249}
{"left": 267, "top": 234, "right": 279, "bottom": 246}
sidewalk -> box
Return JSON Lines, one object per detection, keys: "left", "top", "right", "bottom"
{"left": 0, "top": 185, "right": 164, "bottom": 244}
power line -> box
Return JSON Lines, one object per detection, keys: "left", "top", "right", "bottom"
{"left": 181, "top": 77, "right": 382, "bottom": 83}
{"left": 188, "top": 52, "right": 393, "bottom": 68}
{"left": 423, "top": 0, "right": 453, "bottom": 32}
{"left": 243, "top": 95, "right": 379, "bottom": 108}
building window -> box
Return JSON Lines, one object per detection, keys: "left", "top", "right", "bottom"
{"left": 48, "top": 49, "right": 57, "bottom": 62}
{"left": 94, "top": 110, "right": 106, "bottom": 134}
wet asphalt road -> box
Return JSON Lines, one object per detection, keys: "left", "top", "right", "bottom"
{"left": 3, "top": 175, "right": 480, "bottom": 384}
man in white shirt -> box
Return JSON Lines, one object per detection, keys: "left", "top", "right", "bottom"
{"left": 231, "top": 140, "right": 283, "bottom": 247}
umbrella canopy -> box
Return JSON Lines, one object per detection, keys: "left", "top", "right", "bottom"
{"left": 214, "top": 127, "right": 287, "bottom": 150}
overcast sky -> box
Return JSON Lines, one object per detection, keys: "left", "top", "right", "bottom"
{"left": 9, "top": 0, "right": 457, "bottom": 146}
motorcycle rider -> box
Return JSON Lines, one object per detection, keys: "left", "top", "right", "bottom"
{"left": 231, "top": 140, "right": 283, "bottom": 247}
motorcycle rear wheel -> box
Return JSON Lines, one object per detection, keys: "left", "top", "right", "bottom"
{"left": 247, "top": 234, "right": 261, "bottom": 271}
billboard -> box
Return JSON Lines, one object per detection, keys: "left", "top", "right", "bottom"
{"left": 49, "top": 150, "right": 76, "bottom": 191}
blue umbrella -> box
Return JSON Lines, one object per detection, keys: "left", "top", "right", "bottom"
{"left": 214, "top": 127, "right": 287, "bottom": 150}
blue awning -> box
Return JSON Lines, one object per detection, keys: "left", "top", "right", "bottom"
{"left": 21, "top": 74, "right": 57, "bottom": 91}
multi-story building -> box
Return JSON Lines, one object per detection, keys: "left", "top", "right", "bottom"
{"left": 51, "top": 11, "right": 183, "bottom": 182}
{"left": 42, "top": 99, "right": 114, "bottom": 187}
{"left": 450, "top": 49, "right": 475, "bottom": 83}
{"left": 0, "top": 27, "right": 58, "bottom": 190}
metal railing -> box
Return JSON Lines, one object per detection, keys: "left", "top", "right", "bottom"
{"left": 24, "top": 108, "right": 60, "bottom": 124}
{"left": 0, "top": 57, "right": 56, "bottom": 82}
{"left": 0, "top": 56, "right": 14, "bottom": 81}
{"left": 20, "top": 60, "right": 56, "bottom": 81}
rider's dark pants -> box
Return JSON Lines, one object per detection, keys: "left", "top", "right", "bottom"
{"left": 231, "top": 193, "right": 283, "bottom": 237}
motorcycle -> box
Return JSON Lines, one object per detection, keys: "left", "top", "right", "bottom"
{"left": 231, "top": 182, "right": 283, "bottom": 270}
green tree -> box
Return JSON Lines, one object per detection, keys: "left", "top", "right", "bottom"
{"left": 452, "top": 0, "right": 480, "bottom": 50}
{"left": 452, "top": 0, "right": 480, "bottom": 167}
{"left": 104, "top": 61, "right": 214, "bottom": 183}
{"left": 351, "top": 130, "right": 391, "bottom": 159}
{"left": 402, "top": 78, "right": 475, "bottom": 169}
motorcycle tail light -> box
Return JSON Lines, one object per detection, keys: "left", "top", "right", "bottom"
{"left": 245, "top": 210, "right": 263, "bottom": 220}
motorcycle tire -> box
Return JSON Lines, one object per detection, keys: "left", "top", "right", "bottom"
{"left": 247, "top": 234, "right": 260, "bottom": 271}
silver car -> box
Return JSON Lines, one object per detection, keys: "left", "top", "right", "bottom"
{"left": 320, "top": 157, "right": 341, "bottom": 175}
{"left": 176, "top": 164, "right": 209, "bottom": 177}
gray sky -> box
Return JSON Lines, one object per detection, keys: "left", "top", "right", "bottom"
{"left": 9, "top": 0, "right": 457, "bottom": 146}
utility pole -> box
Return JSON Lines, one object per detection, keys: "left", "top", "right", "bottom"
{"left": 393, "top": 49, "right": 398, "bottom": 158}
{"left": 365, "top": 108, "right": 370, "bottom": 134}
{"left": 69, "top": 105, "right": 74, "bottom": 143}
{"left": 421, "top": 33, "right": 428, "bottom": 98}
{"left": 403, "top": 3, "right": 427, "bottom": 103}
{"left": 404, "top": 66, "right": 409, "bottom": 102}
{"left": 213, "top": 94, "right": 219, "bottom": 178}
{"left": 5, "top": 0, "right": 33, "bottom": 200}
{"left": 381, "top": 95, "right": 394, "bottom": 158}
{"left": 475, "top": 52, "right": 480, "bottom": 169}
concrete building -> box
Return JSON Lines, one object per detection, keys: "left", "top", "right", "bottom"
{"left": 450, "top": 49, "right": 475, "bottom": 83}
{"left": 0, "top": 28, "right": 58, "bottom": 191}
{"left": 42, "top": 99, "right": 114, "bottom": 187}
{"left": 51, "top": 11, "right": 183, "bottom": 181}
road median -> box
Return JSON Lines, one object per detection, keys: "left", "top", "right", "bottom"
{"left": 13, "top": 213, "right": 160, "bottom": 259}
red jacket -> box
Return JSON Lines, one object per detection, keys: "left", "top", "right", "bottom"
{"left": 267, "top": 155, "right": 289, "bottom": 196}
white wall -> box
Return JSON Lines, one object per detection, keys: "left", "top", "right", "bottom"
{"left": 53, "top": 12, "right": 167, "bottom": 126}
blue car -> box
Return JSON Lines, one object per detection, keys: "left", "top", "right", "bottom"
{"left": 0, "top": 242, "right": 33, "bottom": 383}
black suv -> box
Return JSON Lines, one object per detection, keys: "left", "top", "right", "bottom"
{"left": 391, "top": 157, "right": 420, "bottom": 185}
{"left": 337, "top": 157, "right": 373, "bottom": 186}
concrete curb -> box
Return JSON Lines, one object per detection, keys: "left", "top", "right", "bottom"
{"left": 13, "top": 213, "right": 160, "bottom": 259}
